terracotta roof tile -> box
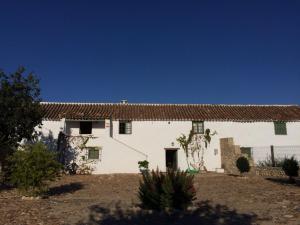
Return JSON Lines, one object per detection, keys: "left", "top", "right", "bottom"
{"left": 40, "top": 102, "right": 300, "bottom": 122}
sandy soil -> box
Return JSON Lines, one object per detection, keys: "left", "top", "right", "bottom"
{"left": 0, "top": 173, "right": 299, "bottom": 225}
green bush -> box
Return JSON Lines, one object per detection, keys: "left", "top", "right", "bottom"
{"left": 138, "top": 169, "right": 196, "bottom": 210}
{"left": 9, "top": 142, "right": 62, "bottom": 196}
{"left": 236, "top": 156, "right": 250, "bottom": 174}
{"left": 282, "top": 156, "right": 299, "bottom": 182}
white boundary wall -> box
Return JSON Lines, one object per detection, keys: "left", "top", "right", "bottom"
{"left": 252, "top": 145, "right": 300, "bottom": 164}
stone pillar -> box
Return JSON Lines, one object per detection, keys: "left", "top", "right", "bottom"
{"left": 220, "top": 137, "right": 253, "bottom": 174}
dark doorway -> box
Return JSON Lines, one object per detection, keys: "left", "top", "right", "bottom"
{"left": 165, "top": 149, "right": 178, "bottom": 170}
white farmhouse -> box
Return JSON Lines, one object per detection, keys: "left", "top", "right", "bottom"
{"left": 39, "top": 102, "right": 300, "bottom": 174}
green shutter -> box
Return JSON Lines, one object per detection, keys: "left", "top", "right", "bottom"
{"left": 88, "top": 148, "right": 99, "bottom": 159}
{"left": 274, "top": 122, "right": 287, "bottom": 135}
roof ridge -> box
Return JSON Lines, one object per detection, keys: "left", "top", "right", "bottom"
{"left": 41, "top": 102, "right": 300, "bottom": 121}
{"left": 40, "top": 102, "right": 299, "bottom": 107}
{"left": 40, "top": 101, "right": 115, "bottom": 105}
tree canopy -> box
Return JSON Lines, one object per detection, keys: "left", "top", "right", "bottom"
{"left": 0, "top": 67, "right": 42, "bottom": 163}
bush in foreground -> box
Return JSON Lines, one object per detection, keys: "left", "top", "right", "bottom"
{"left": 139, "top": 169, "right": 196, "bottom": 210}
{"left": 236, "top": 156, "right": 250, "bottom": 174}
{"left": 9, "top": 142, "right": 62, "bottom": 196}
{"left": 282, "top": 156, "right": 299, "bottom": 182}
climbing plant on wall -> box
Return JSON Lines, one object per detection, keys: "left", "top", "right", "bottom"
{"left": 177, "top": 129, "right": 216, "bottom": 172}
{"left": 176, "top": 130, "right": 194, "bottom": 170}
{"left": 57, "top": 132, "right": 102, "bottom": 174}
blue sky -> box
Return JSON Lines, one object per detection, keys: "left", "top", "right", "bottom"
{"left": 0, "top": 0, "right": 299, "bottom": 104}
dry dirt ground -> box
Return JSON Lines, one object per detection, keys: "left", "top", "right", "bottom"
{"left": 0, "top": 173, "right": 299, "bottom": 225}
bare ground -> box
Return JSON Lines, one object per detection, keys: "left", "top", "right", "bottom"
{"left": 0, "top": 173, "right": 299, "bottom": 225}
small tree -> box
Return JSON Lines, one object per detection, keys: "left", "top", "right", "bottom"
{"left": 139, "top": 169, "right": 196, "bottom": 210}
{"left": 177, "top": 130, "right": 194, "bottom": 170}
{"left": 9, "top": 142, "right": 62, "bottom": 196}
{"left": 236, "top": 156, "right": 250, "bottom": 174}
{"left": 282, "top": 156, "right": 299, "bottom": 182}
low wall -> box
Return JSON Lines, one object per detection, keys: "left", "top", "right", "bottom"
{"left": 255, "top": 167, "right": 300, "bottom": 177}
{"left": 255, "top": 167, "right": 286, "bottom": 177}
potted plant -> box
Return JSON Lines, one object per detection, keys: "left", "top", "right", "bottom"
{"left": 138, "top": 160, "right": 149, "bottom": 173}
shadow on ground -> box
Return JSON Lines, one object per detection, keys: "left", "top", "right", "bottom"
{"left": 227, "top": 174, "right": 240, "bottom": 177}
{"left": 47, "top": 182, "right": 84, "bottom": 196}
{"left": 265, "top": 177, "right": 300, "bottom": 187}
{"left": 76, "top": 201, "right": 257, "bottom": 225}
{"left": 0, "top": 183, "right": 13, "bottom": 191}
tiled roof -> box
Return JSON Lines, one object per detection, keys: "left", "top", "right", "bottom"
{"left": 41, "top": 102, "right": 300, "bottom": 122}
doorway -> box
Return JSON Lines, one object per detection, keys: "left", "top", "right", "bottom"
{"left": 165, "top": 149, "right": 178, "bottom": 170}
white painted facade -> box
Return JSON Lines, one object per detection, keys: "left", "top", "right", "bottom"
{"left": 38, "top": 118, "right": 300, "bottom": 174}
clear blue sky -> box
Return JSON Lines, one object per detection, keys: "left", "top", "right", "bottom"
{"left": 0, "top": 0, "right": 299, "bottom": 104}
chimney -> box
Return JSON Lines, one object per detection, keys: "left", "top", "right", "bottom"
{"left": 120, "top": 100, "right": 128, "bottom": 104}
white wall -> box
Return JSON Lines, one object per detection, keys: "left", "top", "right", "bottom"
{"left": 39, "top": 120, "right": 64, "bottom": 138}
{"left": 38, "top": 119, "right": 300, "bottom": 174}
{"left": 110, "top": 120, "right": 216, "bottom": 173}
{"left": 206, "top": 121, "right": 300, "bottom": 147}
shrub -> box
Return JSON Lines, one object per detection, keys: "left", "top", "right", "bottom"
{"left": 257, "top": 156, "right": 285, "bottom": 167}
{"left": 282, "top": 156, "right": 299, "bottom": 182}
{"left": 9, "top": 142, "right": 62, "bottom": 196}
{"left": 138, "top": 169, "right": 196, "bottom": 210}
{"left": 236, "top": 156, "right": 250, "bottom": 174}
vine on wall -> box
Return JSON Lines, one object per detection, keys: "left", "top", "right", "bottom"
{"left": 57, "top": 132, "right": 102, "bottom": 174}
{"left": 177, "top": 129, "right": 216, "bottom": 171}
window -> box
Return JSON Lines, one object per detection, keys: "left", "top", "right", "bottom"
{"left": 88, "top": 147, "right": 99, "bottom": 160}
{"left": 274, "top": 121, "right": 287, "bottom": 135}
{"left": 80, "top": 121, "right": 92, "bottom": 134}
{"left": 119, "top": 120, "right": 132, "bottom": 134}
{"left": 192, "top": 121, "right": 204, "bottom": 134}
